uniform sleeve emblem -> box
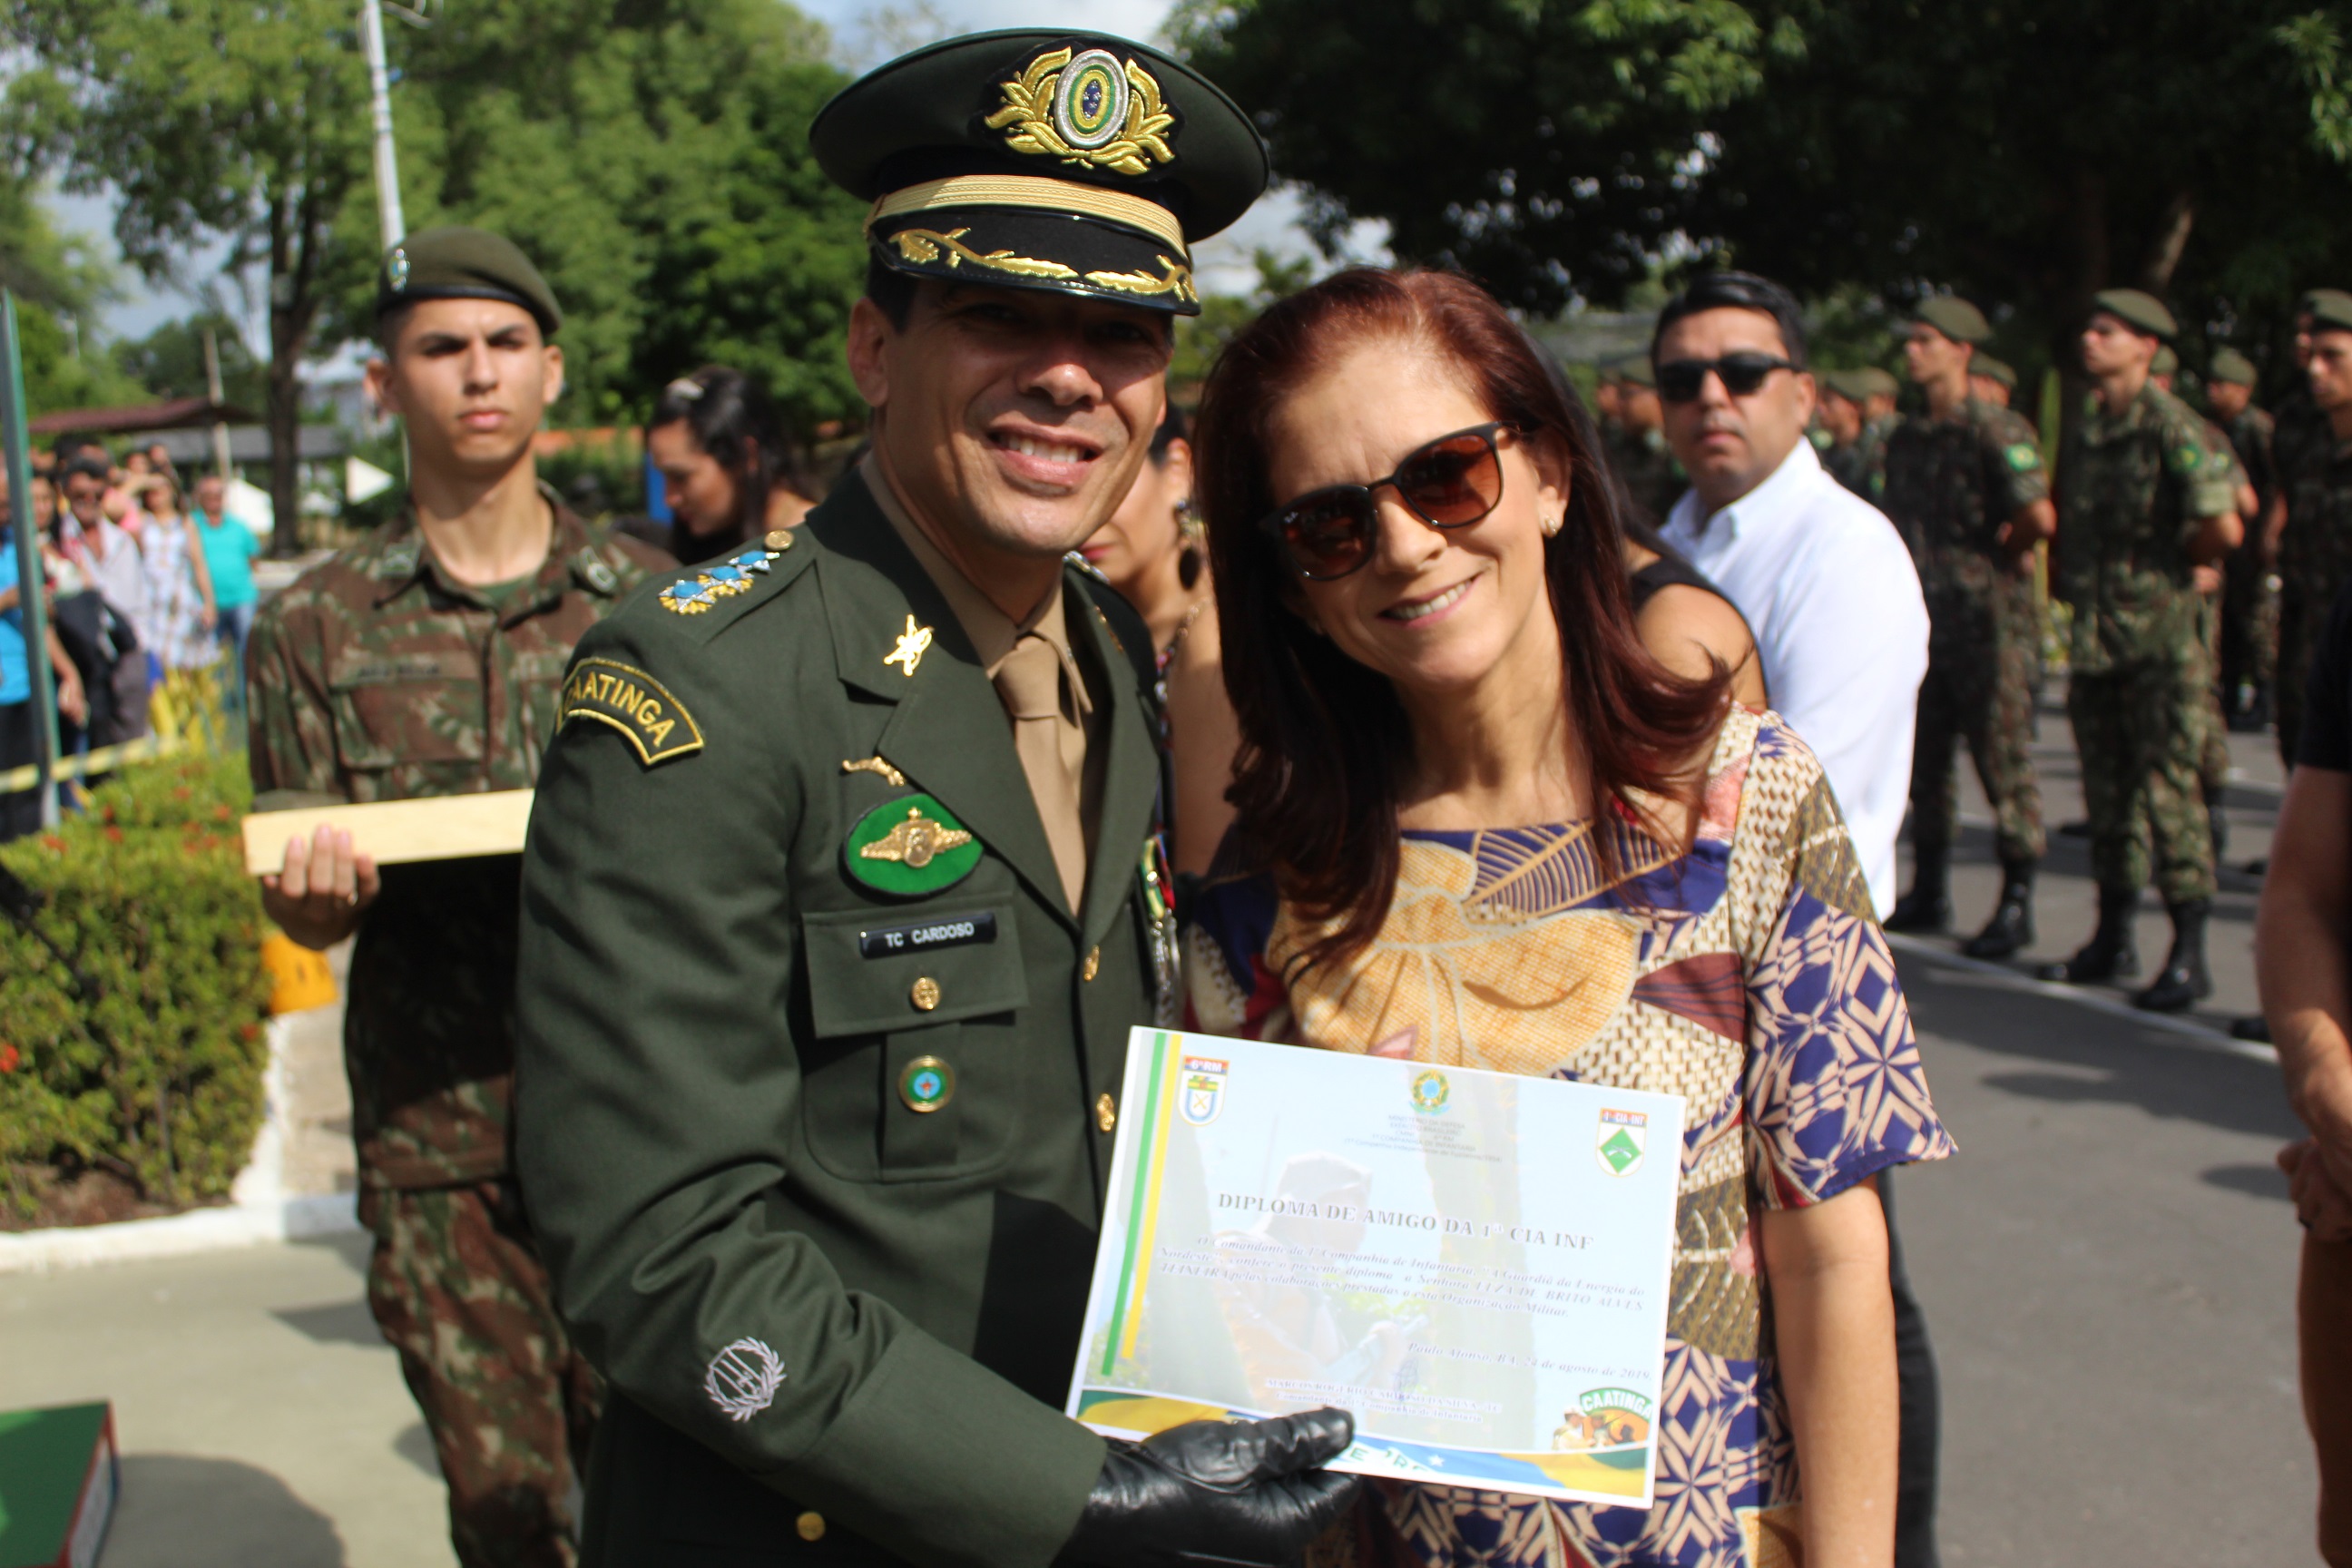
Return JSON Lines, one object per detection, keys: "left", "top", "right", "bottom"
{"left": 2004, "top": 441, "right": 2042, "bottom": 473}
{"left": 705, "top": 1338, "right": 785, "bottom": 1423}
{"left": 561, "top": 657, "right": 703, "bottom": 766}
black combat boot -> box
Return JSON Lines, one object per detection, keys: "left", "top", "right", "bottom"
{"left": 1961, "top": 860, "right": 2035, "bottom": 960}
{"left": 2134, "top": 897, "right": 2213, "bottom": 1012}
{"left": 2034, "top": 885, "right": 2141, "bottom": 984}
{"left": 1884, "top": 848, "right": 1952, "bottom": 934}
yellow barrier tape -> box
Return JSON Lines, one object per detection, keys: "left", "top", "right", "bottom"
{"left": 0, "top": 733, "right": 185, "bottom": 796}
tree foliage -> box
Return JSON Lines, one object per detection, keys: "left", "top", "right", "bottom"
{"left": 1176, "top": 0, "right": 1800, "bottom": 313}
{"left": 113, "top": 310, "right": 267, "bottom": 412}
{"left": 346, "top": 0, "right": 868, "bottom": 434}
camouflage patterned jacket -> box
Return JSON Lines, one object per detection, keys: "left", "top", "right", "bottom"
{"left": 1880, "top": 396, "right": 2049, "bottom": 642}
{"left": 2056, "top": 382, "right": 2241, "bottom": 675}
{"left": 248, "top": 502, "right": 661, "bottom": 1190}
{"left": 2281, "top": 434, "right": 2352, "bottom": 598}
{"left": 2223, "top": 405, "right": 2276, "bottom": 505}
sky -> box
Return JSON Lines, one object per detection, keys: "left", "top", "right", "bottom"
{"left": 54, "top": 0, "right": 1365, "bottom": 358}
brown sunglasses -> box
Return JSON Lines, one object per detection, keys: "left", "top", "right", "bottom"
{"left": 1259, "top": 422, "right": 1515, "bottom": 581}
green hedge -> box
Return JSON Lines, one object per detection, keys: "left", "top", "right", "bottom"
{"left": 0, "top": 756, "right": 273, "bottom": 1220}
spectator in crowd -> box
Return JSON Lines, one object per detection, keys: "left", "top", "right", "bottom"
{"left": 2258, "top": 578, "right": 2352, "bottom": 1568}
{"left": 1, "top": 477, "right": 88, "bottom": 839}
{"left": 132, "top": 475, "right": 219, "bottom": 684}
{"left": 191, "top": 472, "right": 261, "bottom": 710}
{"left": 644, "top": 365, "right": 818, "bottom": 564}
{"left": 57, "top": 452, "right": 151, "bottom": 741}
{"left": 1651, "top": 269, "right": 1942, "bottom": 1568}
{"left": 1076, "top": 402, "right": 1239, "bottom": 876}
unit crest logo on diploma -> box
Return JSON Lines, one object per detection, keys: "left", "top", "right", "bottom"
{"left": 1597, "top": 1108, "right": 1649, "bottom": 1177}
{"left": 1180, "top": 1056, "right": 1227, "bottom": 1126}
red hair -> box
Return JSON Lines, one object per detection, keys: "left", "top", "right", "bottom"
{"left": 1192, "top": 268, "right": 1729, "bottom": 970}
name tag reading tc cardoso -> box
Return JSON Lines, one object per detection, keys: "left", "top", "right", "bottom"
{"left": 858, "top": 911, "right": 998, "bottom": 958}
{"left": 561, "top": 658, "right": 703, "bottom": 766}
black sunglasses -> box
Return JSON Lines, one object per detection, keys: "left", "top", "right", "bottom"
{"left": 1259, "top": 422, "right": 1514, "bottom": 582}
{"left": 1656, "top": 353, "right": 1798, "bottom": 404}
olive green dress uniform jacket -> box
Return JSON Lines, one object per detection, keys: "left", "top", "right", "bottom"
{"left": 514, "top": 472, "right": 1167, "bottom": 1568}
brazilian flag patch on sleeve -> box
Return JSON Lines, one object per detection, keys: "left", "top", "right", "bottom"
{"left": 561, "top": 657, "right": 704, "bottom": 766}
{"left": 2004, "top": 441, "right": 2042, "bottom": 473}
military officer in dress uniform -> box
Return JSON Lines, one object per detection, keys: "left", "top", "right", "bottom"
{"left": 511, "top": 32, "right": 1358, "bottom": 1568}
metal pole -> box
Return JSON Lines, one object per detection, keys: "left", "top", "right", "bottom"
{"left": 1, "top": 293, "right": 61, "bottom": 828}
{"left": 361, "top": 0, "right": 405, "bottom": 247}
{"left": 202, "top": 327, "right": 232, "bottom": 482}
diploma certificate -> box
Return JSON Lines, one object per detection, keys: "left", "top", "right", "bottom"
{"left": 1068, "top": 1028, "right": 1686, "bottom": 1507}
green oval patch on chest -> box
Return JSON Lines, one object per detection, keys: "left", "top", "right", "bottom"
{"left": 845, "top": 792, "right": 985, "bottom": 896}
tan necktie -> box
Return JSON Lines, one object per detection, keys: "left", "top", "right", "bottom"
{"left": 994, "top": 633, "right": 1088, "bottom": 912}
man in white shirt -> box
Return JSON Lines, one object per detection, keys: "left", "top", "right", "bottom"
{"left": 1654, "top": 272, "right": 1930, "bottom": 916}
{"left": 1651, "top": 270, "right": 1939, "bottom": 1568}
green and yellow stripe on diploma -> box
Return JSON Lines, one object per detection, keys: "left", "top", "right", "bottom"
{"left": 1102, "top": 1029, "right": 1185, "bottom": 1374}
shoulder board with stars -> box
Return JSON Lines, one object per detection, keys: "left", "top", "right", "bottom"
{"left": 658, "top": 531, "right": 799, "bottom": 615}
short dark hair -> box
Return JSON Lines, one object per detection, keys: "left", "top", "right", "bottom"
{"left": 865, "top": 253, "right": 916, "bottom": 329}
{"left": 61, "top": 452, "right": 112, "bottom": 487}
{"left": 1652, "top": 270, "right": 1808, "bottom": 368}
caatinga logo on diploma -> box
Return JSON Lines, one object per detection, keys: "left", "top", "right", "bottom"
{"left": 1596, "top": 1108, "right": 1648, "bottom": 1177}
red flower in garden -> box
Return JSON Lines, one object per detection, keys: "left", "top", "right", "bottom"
{"left": 0, "top": 1044, "right": 19, "bottom": 1073}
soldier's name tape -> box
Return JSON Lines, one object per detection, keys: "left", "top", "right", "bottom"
{"left": 858, "top": 910, "right": 997, "bottom": 958}
{"left": 0, "top": 733, "right": 185, "bottom": 796}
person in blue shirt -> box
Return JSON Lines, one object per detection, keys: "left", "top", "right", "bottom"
{"left": 1, "top": 504, "right": 89, "bottom": 839}
{"left": 191, "top": 472, "right": 261, "bottom": 709}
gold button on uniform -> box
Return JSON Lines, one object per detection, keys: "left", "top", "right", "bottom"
{"left": 910, "top": 975, "right": 941, "bottom": 1011}
{"left": 1083, "top": 946, "right": 1101, "bottom": 983}
{"left": 1096, "top": 1093, "right": 1116, "bottom": 1133}
{"left": 796, "top": 1511, "right": 826, "bottom": 1542}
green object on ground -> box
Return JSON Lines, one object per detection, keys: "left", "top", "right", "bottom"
{"left": 0, "top": 1401, "right": 116, "bottom": 1568}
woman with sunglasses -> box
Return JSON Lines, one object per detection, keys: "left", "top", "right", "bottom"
{"left": 1184, "top": 268, "right": 1950, "bottom": 1568}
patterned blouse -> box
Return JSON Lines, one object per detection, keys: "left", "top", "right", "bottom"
{"left": 1183, "top": 707, "right": 1954, "bottom": 1568}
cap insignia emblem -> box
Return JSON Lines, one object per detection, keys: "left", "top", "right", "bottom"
{"left": 656, "top": 544, "right": 783, "bottom": 615}
{"left": 985, "top": 46, "right": 1175, "bottom": 178}
{"left": 387, "top": 247, "right": 409, "bottom": 290}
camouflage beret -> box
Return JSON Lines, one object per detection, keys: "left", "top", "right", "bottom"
{"left": 1819, "top": 369, "right": 1876, "bottom": 404}
{"left": 376, "top": 226, "right": 561, "bottom": 337}
{"left": 1910, "top": 296, "right": 1991, "bottom": 345}
{"left": 1973, "top": 356, "right": 2017, "bottom": 389}
{"left": 2091, "top": 288, "right": 2176, "bottom": 342}
{"left": 2210, "top": 348, "right": 2258, "bottom": 387}
{"left": 2313, "top": 293, "right": 2352, "bottom": 337}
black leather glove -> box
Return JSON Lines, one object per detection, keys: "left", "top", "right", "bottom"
{"left": 1060, "top": 1406, "right": 1363, "bottom": 1568}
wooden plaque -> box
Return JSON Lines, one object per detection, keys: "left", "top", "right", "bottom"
{"left": 240, "top": 790, "right": 536, "bottom": 876}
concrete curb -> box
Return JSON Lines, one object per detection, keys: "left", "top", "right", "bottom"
{"left": 0, "top": 1014, "right": 361, "bottom": 1276}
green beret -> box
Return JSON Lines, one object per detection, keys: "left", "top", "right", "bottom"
{"left": 2210, "top": 348, "right": 2258, "bottom": 386}
{"left": 2300, "top": 288, "right": 2352, "bottom": 320}
{"left": 1820, "top": 369, "right": 1876, "bottom": 404}
{"left": 2151, "top": 346, "right": 2180, "bottom": 377}
{"left": 1619, "top": 358, "right": 1656, "bottom": 390}
{"left": 1858, "top": 367, "right": 1901, "bottom": 398}
{"left": 376, "top": 226, "right": 561, "bottom": 337}
{"left": 2313, "top": 293, "right": 2352, "bottom": 337}
{"left": 810, "top": 30, "right": 1269, "bottom": 317}
{"left": 1973, "top": 356, "right": 2017, "bottom": 389}
{"left": 1911, "top": 296, "right": 1990, "bottom": 345}
{"left": 2091, "top": 288, "right": 2176, "bottom": 342}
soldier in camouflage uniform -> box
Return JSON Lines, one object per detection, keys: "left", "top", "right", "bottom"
{"left": 2208, "top": 348, "right": 2278, "bottom": 730}
{"left": 1970, "top": 354, "right": 2018, "bottom": 409}
{"left": 1880, "top": 297, "right": 2055, "bottom": 959}
{"left": 249, "top": 229, "right": 662, "bottom": 1568}
{"left": 1818, "top": 369, "right": 1874, "bottom": 495}
{"left": 2037, "top": 289, "right": 2243, "bottom": 1012}
{"left": 2276, "top": 294, "right": 2352, "bottom": 771}
{"left": 1604, "top": 358, "right": 1684, "bottom": 526}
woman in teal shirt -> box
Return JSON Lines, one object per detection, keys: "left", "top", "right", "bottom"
{"left": 191, "top": 473, "right": 260, "bottom": 707}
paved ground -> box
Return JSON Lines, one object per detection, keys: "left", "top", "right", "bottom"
{"left": 0, "top": 705, "right": 2322, "bottom": 1567}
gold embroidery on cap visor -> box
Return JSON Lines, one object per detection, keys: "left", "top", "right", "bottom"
{"left": 985, "top": 47, "right": 1175, "bottom": 178}
{"left": 885, "top": 227, "right": 1197, "bottom": 306}
{"left": 868, "top": 175, "right": 1186, "bottom": 252}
